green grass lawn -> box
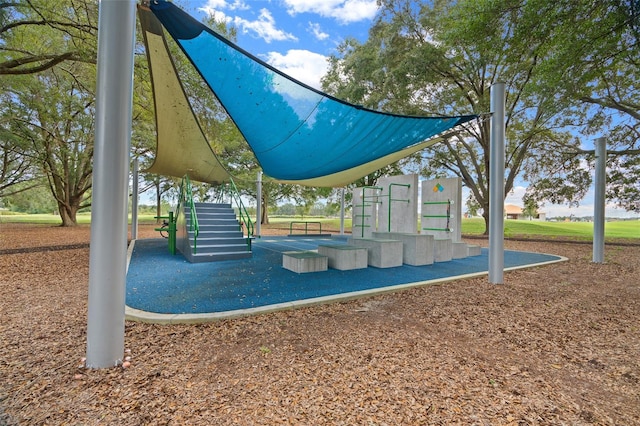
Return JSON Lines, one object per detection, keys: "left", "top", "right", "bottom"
{"left": 0, "top": 212, "right": 160, "bottom": 225}
{"left": 265, "top": 216, "right": 639, "bottom": 241}
{"left": 2, "top": 212, "right": 638, "bottom": 242}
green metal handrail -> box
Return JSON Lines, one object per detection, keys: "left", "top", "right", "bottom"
{"left": 289, "top": 221, "right": 323, "bottom": 235}
{"left": 422, "top": 199, "right": 453, "bottom": 233}
{"left": 178, "top": 175, "right": 199, "bottom": 254}
{"left": 353, "top": 186, "right": 382, "bottom": 237}
{"left": 226, "top": 178, "right": 254, "bottom": 248}
{"left": 387, "top": 183, "right": 411, "bottom": 232}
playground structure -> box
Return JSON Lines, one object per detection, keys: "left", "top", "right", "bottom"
{"left": 282, "top": 175, "right": 480, "bottom": 274}
{"left": 85, "top": 0, "right": 610, "bottom": 370}
{"left": 86, "top": 0, "right": 505, "bottom": 368}
{"left": 343, "top": 175, "right": 479, "bottom": 270}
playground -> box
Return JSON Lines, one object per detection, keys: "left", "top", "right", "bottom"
{"left": 2, "top": 1, "right": 637, "bottom": 423}
{"left": 2, "top": 223, "right": 639, "bottom": 424}
{"left": 125, "top": 234, "right": 563, "bottom": 322}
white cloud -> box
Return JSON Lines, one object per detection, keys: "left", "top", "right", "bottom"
{"left": 199, "top": 8, "right": 233, "bottom": 25}
{"left": 263, "top": 49, "right": 329, "bottom": 89}
{"left": 199, "top": 0, "right": 248, "bottom": 12}
{"left": 233, "top": 8, "right": 298, "bottom": 43}
{"left": 199, "top": 3, "right": 296, "bottom": 43}
{"left": 308, "top": 22, "right": 329, "bottom": 41}
{"left": 283, "top": 0, "right": 378, "bottom": 24}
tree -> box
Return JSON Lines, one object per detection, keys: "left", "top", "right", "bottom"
{"left": 0, "top": 0, "right": 101, "bottom": 225}
{"left": 0, "top": 0, "right": 97, "bottom": 75}
{"left": 323, "top": 0, "right": 639, "bottom": 232}
{"left": 522, "top": 194, "right": 539, "bottom": 221}
{"left": 3, "top": 180, "right": 57, "bottom": 213}
{"left": 521, "top": 0, "right": 639, "bottom": 212}
{"left": 7, "top": 63, "right": 96, "bottom": 225}
{"left": 465, "top": 193, "right": 480, "bottom": 218}
{"left": 0, "top": 113, "right": 38, "bottom": 198}
{"left": 0, "top": 1, "right": 98, "bottom": 201}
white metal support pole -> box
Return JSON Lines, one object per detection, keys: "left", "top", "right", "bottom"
{"left": 86, "top": 0, "right": 136, "bottom": 369}
{"left": 131, "top": 158, "right": 139, "bottom": 240}
{"left": 340, "top": 188, "right": 345, "bottom": 235}
{"left": 593, "top": 137, "right": 606, "bottom": 263}
{"left": 256, "top": 172, "right": 262, "bottom": 237}
{"left": 489, "top": 82, "right": 506, "bottom": 284}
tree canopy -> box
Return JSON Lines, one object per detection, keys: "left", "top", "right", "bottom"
{"left": 1, "top": 0, "right": 637, "bottom": 227}
{"left": 322, "top": 0, "right": 639, "bottom": 227}
{"left": 0, "top": 1, "right": 97, "bottom": 75}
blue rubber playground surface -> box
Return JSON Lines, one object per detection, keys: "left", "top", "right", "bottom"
{"left": 125, "top": 236, "right": 564, "bottom": 322}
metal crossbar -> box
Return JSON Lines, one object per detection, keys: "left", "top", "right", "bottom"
{"left": 177, "top": 176, "right": 199, "bottom": 254}
{"left": 422, "top": 199, "right": 452, "bottom": 233}
{"left": 357, "top": 186, "right": 382, "bottom": 237}
{"left": 289, "top": 221, "right": 323, "bottom": 235}
{"left": 387, "top": 183, "right": 411, "bottom": 232}
{"left": 225, "top": 178, "right": 254, "bottom": 249}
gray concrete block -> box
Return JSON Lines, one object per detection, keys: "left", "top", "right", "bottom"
{"left": 452, "top": 242, "right": 469, "bottom": 259}
{"left": 433, "top": 238, "right": 452, "bottom": 262}
{"left": 372, "top": 232, "right": 434, "bottom": 265}
{"left": 318, "top": 245, "right": 368, "bottom": 270}
{"left": 282, "top": 251, "right": 328, "bottom": 273}
{"left": 347, "top": 238, "right": 403, "bottom": 268}
{"left": 467, "top": 244, "right": 482, "bottom": 256}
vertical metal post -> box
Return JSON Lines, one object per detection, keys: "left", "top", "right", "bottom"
{"left": 489, "top": 82, "right": 505, "bottom": 284}
{"left": 86, "top": 0, "right": 136, "bottom": 369}
{"left": 256, "top": 171, "right": 262, "bottom": 237}
{"left": 131, "top": 158, "right": 139, "bottom": 240}
{"left": 168, "top": 210, "right": 176, "bottom": 255}
{"left": 340, "top": 187, "right": 345, "bottom": 235}
{"left": 593, "top": 137, "right": 606, "bottom": 263}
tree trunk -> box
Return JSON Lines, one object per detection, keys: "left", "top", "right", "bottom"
{"left": 482, "top": 208, "right": 490, "bottom": 235}
{"left": 58, "top": 202, "right": 78, "bottom": 227}
{"left": 261, "top": 193, "right": 269, "bottom": 225}
{"left": 156, "top": 181, "right": 162, "bottom": 224}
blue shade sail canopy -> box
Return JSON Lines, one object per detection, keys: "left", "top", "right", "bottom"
{"left": 146, "top": 1, "right": 477, "bottom": 186}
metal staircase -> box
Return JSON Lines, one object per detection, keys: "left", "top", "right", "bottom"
{"left": 179, "top": 202, "right": 252, "bottom": 263}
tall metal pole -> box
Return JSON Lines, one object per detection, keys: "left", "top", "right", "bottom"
{"left": 593, "top": 137, "right": 606, "bottom": 263}
{"left": 340, "top": 187, "right": 345, "bottom": 235}
{"left": 86, "top": 0, "right": 136, "bottom": 369}
{"left": 131, "top": 158, "right": 139, "bottom": 240}
{"left": 489, "top": 82, "right": 505, "bottom": 284}
{"left": 256, "top": 171, "right": 262, "bottom": 237}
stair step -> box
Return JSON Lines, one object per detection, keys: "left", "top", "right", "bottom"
{"left": 187, "top": 217, "right": 236, "bottom": 222}
{"left": 193, "top": 212, "right": 237, "bottom": 218}
{"left": 179, "top": 201, "right": 252, "bottom": 263}
{"left": 187, "top": 206, "right": 233, "bottom": 212}
{"left": 188, "top": 251, "right": 253, "bottom": 263}
{"left": 191, "top": 231, "right": 244, "bottom": 238}
{"left": 193, "top": 243, "right": 249, "bottom": 253}
{"left": 188, "top": 223, "right": 241, "bottom": 230}
{"left": 195, "top": 237, "right": 249, "bottom": 245}
{"left": 193, "top": 202, "right": 231, "bottom": 208}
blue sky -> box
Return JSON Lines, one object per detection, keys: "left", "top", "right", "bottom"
{"left": 172, "top": 1, "right": 636, "bottom": 218}
{"left": 184, "top": 0, "right": 378, "bottom": 89}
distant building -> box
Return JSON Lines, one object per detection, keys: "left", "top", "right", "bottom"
{"left": 505, "top": 204, "right": 546, "bottom": 221}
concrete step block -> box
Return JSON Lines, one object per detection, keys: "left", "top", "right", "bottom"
{"left": 372, "top": 232, "right": 434, "bottom": 266}
{"left": 434, "top": 238, "right": 452, "bottom": 262}
{"left": 282, "top": 251, "right": 328, "bottom": 273}
{"left": 452, "top": 242, "right": 469, "bottom": 259}
{"left": 467, "top": 244, "right": 482, "bottom": 256}
{"left": 347, "top": 238, "right": 403, "bottom": 268}
{"left": 318, "top": 244, "right": 368, "bottom": 270}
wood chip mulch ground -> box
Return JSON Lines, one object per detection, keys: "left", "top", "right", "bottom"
{"left": 1, "top": 223, "right": 639, "bottom": 425}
